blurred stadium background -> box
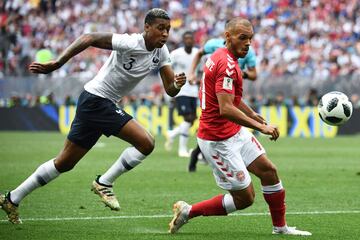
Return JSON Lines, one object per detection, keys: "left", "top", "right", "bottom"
{"left": 1, "top": 1, "right": 360, "bottom": 239}
{"left": 1, "top": 0, "right": 360, "bottom": 135}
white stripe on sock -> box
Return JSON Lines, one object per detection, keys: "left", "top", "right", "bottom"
{"left": 261, "top": 181, "right": 283, "bottom": 194}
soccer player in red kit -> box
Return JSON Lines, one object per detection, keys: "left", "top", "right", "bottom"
{"left": 169, "top": 18, "right": 311, "bottom": 236}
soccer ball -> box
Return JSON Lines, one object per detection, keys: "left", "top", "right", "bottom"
{"left": 318, "top": 91, "right": 353, "bottom": 126}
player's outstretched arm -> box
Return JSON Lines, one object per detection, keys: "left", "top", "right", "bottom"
{"left": 188, "top": 48, "right": 205, "bottom": 84}
{"left": 243, "top": 66, "right": 257, "bottom": 81}
{"left": 218, "top": 93, "right": 279, "bottom": 140}
{"left": 238, "top": 99, "right": 266, "bottom": 124}
{"left": 159, "top": 65, "right": 186, "bottom": 97}
{"left": 29, "top": 33, "right": 113, "bottom": 74}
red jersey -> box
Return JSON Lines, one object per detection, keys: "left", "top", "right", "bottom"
{"left": 197, "top": 48, "right": 243, "bottom": 141}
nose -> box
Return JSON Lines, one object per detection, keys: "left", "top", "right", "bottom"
{"left": 162, "top": 29, "right": 169, "bottom": 38}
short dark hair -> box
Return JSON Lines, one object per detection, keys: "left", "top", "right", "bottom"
{"left": 182, "top": 31, "right": 194, "bottom": 38}
{"left": 225, "top": 18, "right": 252, "bottom": 31}
{"left": 144, "top": 8, "right": 170, "bottom": 25}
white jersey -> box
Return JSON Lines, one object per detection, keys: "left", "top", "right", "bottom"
{"left": 85, "top": 33, "right": 171, "bottom": 103}
{"left": 170, "top": 47, "right": 199, "bottom": 98}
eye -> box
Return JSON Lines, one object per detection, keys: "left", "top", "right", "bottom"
{"left": 158, "top": 25, "right": 166, "bottom": 31}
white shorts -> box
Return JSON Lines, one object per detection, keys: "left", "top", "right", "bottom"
{"left": 197, "top": 127, "right": 266, "bottom": 191}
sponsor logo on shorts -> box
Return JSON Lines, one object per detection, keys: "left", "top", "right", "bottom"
{"left": 116, "top": 109, "right": 125, "bottom": 116}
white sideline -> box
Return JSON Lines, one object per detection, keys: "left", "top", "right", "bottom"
{"left": 1, "top": 210, "right": 360, "bottom": 222}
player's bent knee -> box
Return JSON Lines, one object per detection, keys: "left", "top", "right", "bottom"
{"left": 261, "top": 164, "right": 279, "bottom": 183}
{"left": 232, "top": 191, "right": 255, "bottom": 210}
{"left": 54, "top": 161, "right": 75, "bottom": 173}
{"left": 136, "top": 135, "right": 155, "bottom": 156}
{"left": 54, "top": 156, "right": 79, "bottom": 173}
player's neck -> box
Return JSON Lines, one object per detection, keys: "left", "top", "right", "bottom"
{"left": 184, "top": 46, "right": 192, "bottom": 54}
{"left": 225, "top": 44, "right": 238, "bottom": 59}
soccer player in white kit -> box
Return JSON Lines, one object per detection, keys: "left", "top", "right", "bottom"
{"left": 169, "top": 18, "right": 311, "bottom": 236}
{"left": 165, "top": 31, "right": 199, "bottom": 157}
{"left": 0, "top": 8, "right": 186, "bottom": 224}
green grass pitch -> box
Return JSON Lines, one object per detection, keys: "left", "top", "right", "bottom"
{"left": 0, "top": 132, "right": 360, "bottom": 239}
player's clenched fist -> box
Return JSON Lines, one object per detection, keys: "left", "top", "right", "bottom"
{"left": 260, "top": 124, "right": 280, "bottom": 141}
{"left": 174, "top": 72, "right": 186, "bottom": 89}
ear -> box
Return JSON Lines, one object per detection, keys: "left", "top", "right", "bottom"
{"left": 144, "top": 23, "right": 150, "bottom": 33}
{"left": 224, "top": 31, "right": 231, "bottom": 41}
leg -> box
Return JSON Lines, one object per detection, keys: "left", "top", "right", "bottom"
{"left": 93, "top": 120, "right": 154, "bottom": 211}
{"left": 247, "top": 154, "right": 285, "bottom": 227}
{"left": 188, "top": 144, "right": 201, "bottom": 172}
{"left": 98, "top": 119, "right": 154, "bottom": 185}
{"left": 1, "top": 139, "right": 88, "bottom": 224}
{"left": 178, "top": 113, "right": 196, "bottom": 157}
{"left": 169, "top": 135, "right": 253, "bottom": 233}
{"left": 247, "top": 153, "right": 311, "bottom": 235}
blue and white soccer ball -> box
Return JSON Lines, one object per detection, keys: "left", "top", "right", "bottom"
{"left": 318, "top": 91, "right": 353, "bottom": 126}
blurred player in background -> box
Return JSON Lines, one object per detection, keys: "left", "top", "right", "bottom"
{"left": 169, "top": 18, "right": 311, "bottom": 236}
{"left": 187, "top": 23, "right": 257, "bottom": 172}
{"left": 165, "top": 31, "right": 199, "bottom": 157}
{"left": 0, "top": 8, "right": 187, "bottom": 224}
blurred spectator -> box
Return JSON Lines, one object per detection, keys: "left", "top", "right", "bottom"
{"left": 306, "top": 88, "right": 319, "bottom": 106}
{"left": 1, "top": 0, "right": 360, "bottom": 107}
{"left": 64, "top": 95, "right": 76, "bottom": 106}
{"left": 1, "top": 0, "right": 359, "bottom": 79}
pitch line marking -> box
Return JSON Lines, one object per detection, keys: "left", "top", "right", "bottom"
{"left": 1, "top": 210, "right": 359, "bottom": 222}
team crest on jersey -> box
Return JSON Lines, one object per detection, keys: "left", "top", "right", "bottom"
{"left": 223, "top": 77, "right": 233, "bottom": 90}
{"left": 236, "top": 171, "right": 245, "bottom": 182}
{"left": 152, "top": 56, "right": 160, "bottom": 63}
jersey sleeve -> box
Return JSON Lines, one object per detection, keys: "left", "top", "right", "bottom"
{"left": 159, "top": 44, "right": 172, "bottom": 68}
{"left": 203, "top": 39, "right": 218, "bottom": 55}
{"left": 112, "top": 33, "right": 136, "bottom": 52}
{"left": 215, "top": 56, "right": 236, "bottom": 95}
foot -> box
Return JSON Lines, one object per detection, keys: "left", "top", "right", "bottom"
{"left": 91, "top": 176, "right": 120, "bottom": 211}
{"left": 0, "top": 193, "right": 22, "bottom": 224}
{"left": 164, "top": 130, "right": 174, "bottom": 151}
{"left": 178, "top": 150, "right": 191, "bottom": 158}
{"left": 188, "top": 165, "right": 196, "bottom": 172}
{"left": 272, "top": 226, "right": 312, "bottom": 236}
{"left": 169, "top": 201, "right": 191, "bottom": 234}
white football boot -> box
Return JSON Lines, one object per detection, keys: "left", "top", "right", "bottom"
{"left": 0, "top": 193, "right": 22, "bottom": 224}
{"left": 91, "top": 176, "right": 120, "bottom": 211}
{"left": 178, "top": 150, "right": 191, "bottom": 158}
{"left": 169, "top": 201, "right": 191, "bottom": 234}
{"left": 272, "top": 225, "right": 312, "bottom": 236}
{"left": 164, "top": 130, "right": 174, "bottom": 151}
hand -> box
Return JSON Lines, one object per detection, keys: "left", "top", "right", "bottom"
{"left": 260, "top": 124, "right": 280, "bottom": 141}
{"left": 174, "top": 72, "right": 186, "bottom": 89}
{"left": 29, "top": 61, "right": 61, "bottom": 74}
{"left": 188, "top": 72, "right": 197, "bottom": 85}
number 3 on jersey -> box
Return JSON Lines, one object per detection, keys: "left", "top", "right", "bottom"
{"left": 123, "top": 57, "right": 135, "bottom": 70}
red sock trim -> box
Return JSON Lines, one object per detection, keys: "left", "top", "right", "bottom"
{"left": 189, "top": 194, "right": 227, "bottom": 218}
{"left": 263, "top": 189, "right": 286, "bottom": 227}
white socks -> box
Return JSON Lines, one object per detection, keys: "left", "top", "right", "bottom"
{"left": 223, "top": 193, "right": 237, "bottom": 214}
{"left": 261, "top": 181, "right": 283, "bottom": 194}
{"left": 10, "top": 159, "right": 60, "bottom": 205}
{"left": 99, "top": 147, "right": 146, "bottom": 186}
{"left": 179, "top": 121, "right": 191, "bottom": 153}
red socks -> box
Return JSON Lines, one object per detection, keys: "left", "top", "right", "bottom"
{"left": 263, "top": 189, "right": 286, "bottom": 227}
{"left": 189, "top": 194, "right": 227, "bottom": 218}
